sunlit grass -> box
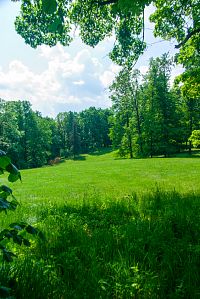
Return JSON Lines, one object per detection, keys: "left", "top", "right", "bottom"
{"left": 0, "top": 151, "right": 200, "bottom": 298}
{"left": 9, "top": 151, "right": 200, "bottom": 205}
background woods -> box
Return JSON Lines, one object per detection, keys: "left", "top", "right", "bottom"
{"left": 1, "top": 53, "right": 199, "bottom": 166}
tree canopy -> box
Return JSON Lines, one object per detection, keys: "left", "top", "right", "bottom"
{"left": 13, "top": 0, "right": 200, "bottom": 66}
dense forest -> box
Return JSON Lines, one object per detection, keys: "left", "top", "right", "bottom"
{"left": 0, "top": 100, "right": 112, "bottom": 168}
{"left": 1, "top": 0, "right": 199, "bottom": 169}
{"left": 1, "top": 54, "right": 199, "bottom": 169}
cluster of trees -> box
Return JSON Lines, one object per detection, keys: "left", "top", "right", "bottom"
{"left": 0, "top": 100, "right": 112, "bottom": 168}
{"left": 1, "top": 52, "right": 199, "bottom": 168}
{"left": 14, "top": 0, "right": 199, "bottom": 68}
{"left": 2, "top": 0, "right": 200, "bottom": 165}
{"left": 109, "top": 54, "right": 200, "bottom": 157}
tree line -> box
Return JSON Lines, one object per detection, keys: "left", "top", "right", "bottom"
{"left": 110, "top": 53, "right": 200, "bottom": 158}
{"left": 1, "top": 54, "right": 199, "bottom": 168}
{"left": 0, "top": 100, "right": 112, "bottom": 169}
{"left": 4, "top": 0, "right": 199, "bottom": 167}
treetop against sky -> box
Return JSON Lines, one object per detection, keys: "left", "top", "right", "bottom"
{"left": 1, "top": 0, "right": 197, "bottom": 116}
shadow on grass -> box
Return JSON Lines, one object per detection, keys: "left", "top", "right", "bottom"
{"left": 170, "top": 150, "right": 200, "bottom": 158}
{"left": 114, "top": 150, "right": 200, "bottom": 160}
{"left": 8, "top": 190, "right": 200, "bottom": 299}
{"left": 73, "top": 155, "right": 87, "bottom": 161}
{"left": 89, "top": 147, "right": 113, "bottom": 156}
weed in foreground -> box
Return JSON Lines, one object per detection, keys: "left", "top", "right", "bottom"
{"left": 1, "top": 190, "right": 200, "bottom": 298}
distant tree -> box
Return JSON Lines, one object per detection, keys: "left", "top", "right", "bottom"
{"left": 79, "top": 107, "right": 112, "bottom": 152}
{"left": 174, "top": 28, "right": 200, "bottom": 153}
{"left": 0, "top": 100, "right": 21, "bottom": 164}
{"left": 142, "top": 54, "right": 180, "bottom": 156}
{"left": 68, "top": 112, "right": 81, "bottom": 158}
{"left": 56, "top": 112, "right": 70, "bottom": 157}
{"left": 109, "top": 68, "right": 143, "bottom": 158}
{"left": 110, "top": 54, "right": 185, "bottom": 158}
{"left": 189, "top": 130, "right": 200, "bottom": 148}
{"left": 46, "top": 117, "right": 62, "bottom": 159}
{"left": 56, "top": 111, "right": 81, "bottom": 158}
{"left": 182, "top": 97, "right": 200, "bottom": 153}
{"left": 26, "top": 112, "right": 52, "bottom": 167}
{"left": 151, "top": 1, "right": 200, "bottom": 137}
{"left": 1, "top": 101, "right": 52, "bottom": 168}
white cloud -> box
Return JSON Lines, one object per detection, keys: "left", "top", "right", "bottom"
{"left": 100, "top": 71, "right": 115, "bottom": 88}
{"left": 139, "top": 65, "right": 149, "bottom": 75}
{"left": 73, "top": 80, "right": 85, "bottom": 85}
{"left": 39, "top": 44, "right": 70, "bottom": 61}
{"left": 100, "top": 63, "right": 121, "bottom": 88}
{"left": 0, "top": 44, "right": 116, "bottom": 117}
{"left": 0, "top": 29, "right": 183, "bottom": 119}
{"left": 170, "top": 65, "right": 184, "bottom": 86}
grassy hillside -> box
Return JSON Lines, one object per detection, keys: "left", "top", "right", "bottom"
{"left": 0, "top": 152, "right": 200, "bottom": 298}
{"left": 8, "top": 150, "right": 200, "bottom": 204}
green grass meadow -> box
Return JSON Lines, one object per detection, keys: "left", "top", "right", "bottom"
{"left": 1, "top": 151, "right": 200, "bottom": 298}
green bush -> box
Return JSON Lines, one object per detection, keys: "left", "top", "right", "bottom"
{"left": 189, "top": 130, "right": 200, "bottom": 148}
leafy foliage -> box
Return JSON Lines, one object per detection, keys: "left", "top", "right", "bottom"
{"left": 109, "top": 54, "right": 187, "bottom": 157}
{"left": 14, "top": 0, "right": 152, "bottom": 65}
{"left": 0, "top": 150, "right": 44, "bottom": 297}
{"left": 14, "top": 0, "right": 200, "bottom": 66}
{"left": 151, "top": 0, "right": 200, "bottom": 106}
{"left": 0, "top": 150, "right": 21, "bottom": 185}
{"left": 189, "top": 130, "right": 200, "bottom": 148}
{"left": 0, "top": 100, "right": 112, "bottom": 167}
{"left": 150, "top": 0, "right": 200, "bottom": 49}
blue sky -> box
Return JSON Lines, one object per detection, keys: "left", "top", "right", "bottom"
{"left": 0, "top": 1, "right": 184, "bottom": 117}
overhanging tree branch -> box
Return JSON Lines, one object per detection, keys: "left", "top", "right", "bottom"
{"left": 94, "top": 0, "right": 118, "bottom": 6}
{"left": 175, "top": 28, "right": 200, "bottom": 48}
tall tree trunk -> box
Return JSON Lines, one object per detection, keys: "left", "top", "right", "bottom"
{"left": 126, "top": 114, "right": 133, "bottom": 158}
{"left": 150, "top": 134, "right": 153, "bottom": 158}
{"left": 133, "top": 91, "right": 143, "bottom": 155}
{"left": 188, "top": 102, "right": 193, "bottom": 155}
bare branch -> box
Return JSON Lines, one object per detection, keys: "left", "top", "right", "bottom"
{"left": 175, "top": 28, "right": 200, "bottom": 48}
{"left": 142, "top": 8, "right": 145, "bottom": 41}
{"left": 93, "top": 0, "right": 118, "bottom": 6}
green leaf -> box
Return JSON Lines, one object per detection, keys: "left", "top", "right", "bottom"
{"left": 0, "top": 229, "right": 12, "bottom": 239}
{"left": 0, "top": 153, "right": 11, "bottom": 169}
{"left": 4, "top": 231, "right": 13, "bottom": 238}
{"left": 9, "top": 199, "right": 19, "bottom": 210}
{"left": 42, "top": 0, "right": 57, "bottom": 14}
{"left": 0, "top": 199, "right": 10, "bottom": 210}
{"left": 9, "top": 222, "right": 26, "bottom": 230}
{"left": 6, "top": 163, "right": 21, "bottom": 182}
{"left": 2, "top": 249, "right": 16, "bottom": 262}
{"left": 0, "top": 286, "right": 11, "bottom": 298}
{"left": 0, "top": 185, "right": 12, "bottom": 195}
{"left": 48, "top": 17, "right": 63, "bottom": 33}
{"left": 0, "top": 150, "right": 6, "bottom": 157}
{"left": 23, "top": 238, "right": 31, "bottom": 247}
{"left": 8, "top": 173, "right": 21, "bottom": 183}
{"left": 0, "top": 185, "right": 13, "bottom": 200}
{"left": 13, "top": 235, "right": 23, "bottom": 246}
{"left": 0, "top": 192, "right": 8, "bottom": 200}
{"left": 26, "top": 225, "right": 38, "bottom": 235}
{"left": 6, "top": 163, "right": 19, "bottom": 175}
{"left": 9, "top": 224, "right": 23, "bottom": 231}
{"left": 0, "top": 244, "right": 5, "bottom": 250}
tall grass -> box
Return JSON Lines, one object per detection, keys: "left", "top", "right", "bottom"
{"left": 0, "top": 153, "right": 200, "bottom": 298}
{"left": 1, "top": 190, "right": 200, "bottom": 298}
